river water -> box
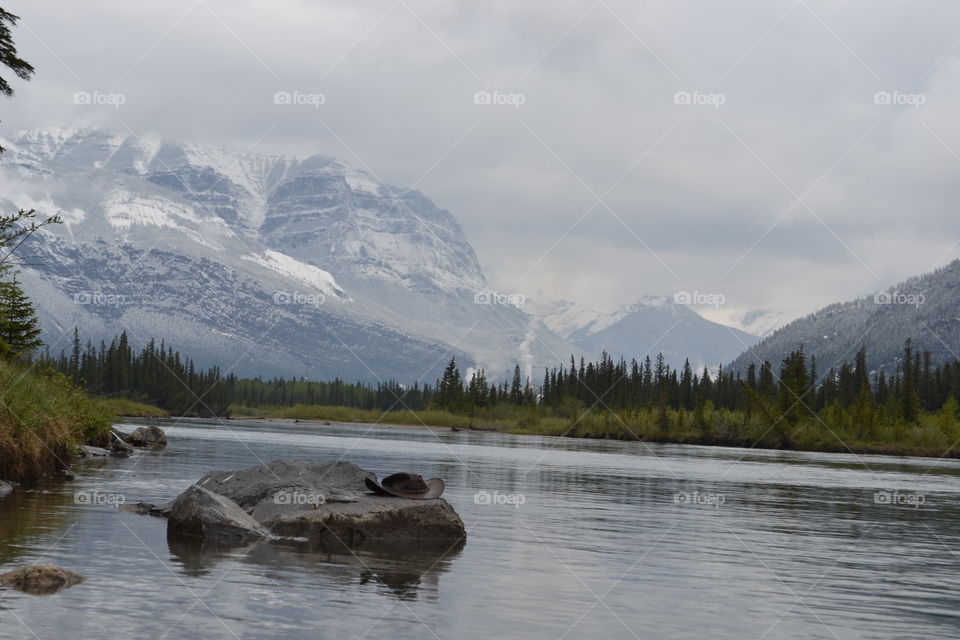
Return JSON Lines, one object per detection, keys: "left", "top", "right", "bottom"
{"left": 1, "top": 418, "right": 959, "bottom": 639}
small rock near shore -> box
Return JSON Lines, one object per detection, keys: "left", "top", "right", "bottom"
{"left": 80, "top": 445, "right": 110, "bottom": 458}
{"left": 0, "top": 480, "right": 12, "bottom": 498}
{"left": 125, "top": 426, "right": 167, "bottom": 449}
{"left": 0, "top": 564, "right": 85, "bottom": 595}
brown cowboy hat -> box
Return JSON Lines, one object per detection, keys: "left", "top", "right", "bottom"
{"left": 365, "top": 472, "right": 445, "bottom": 499}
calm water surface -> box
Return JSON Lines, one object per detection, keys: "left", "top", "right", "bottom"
{"left": 1, "top": 418, "right": 959, "bottom": 639}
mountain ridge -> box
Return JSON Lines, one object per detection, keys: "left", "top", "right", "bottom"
{"left": 728, "top": 260, "right": 960, "bottom": 376}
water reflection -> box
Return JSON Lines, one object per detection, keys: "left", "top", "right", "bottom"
{"left": 0, "top": 482, "right": 79, "bottom": 566}
{"left": 4, "top": 419, "right": 960, "bottom": 639}
{"left": 167, "top": 532, "right": 463, "bottom": 602}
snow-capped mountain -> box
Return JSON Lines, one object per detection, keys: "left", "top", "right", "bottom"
{"left": 0, "top": 127, "right": 575, "bottom": 382}
{"left": 710, "top": 308, "right": 799, "bottom": 339}
{"left": 540, "top": 297, "right": 759, "bottom": 371}
{"left": 728, "top": 260, "right": 960, "bottom": 376}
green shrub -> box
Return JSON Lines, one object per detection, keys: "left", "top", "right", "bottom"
{"left": 0, "top": 362, "right": 114, "bottom": 481}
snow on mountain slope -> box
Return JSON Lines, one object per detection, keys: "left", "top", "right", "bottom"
{"left": 0, "top": 126, "right": 576, "bottom": 382}
{"left": 241, "top": 250, "right": 345, "bottom": 299}
{"left": 707, "top": 308, "right": 800, "bottom": 339}
{"left": 729, "top": 260, "right": 960, "bottom": 376}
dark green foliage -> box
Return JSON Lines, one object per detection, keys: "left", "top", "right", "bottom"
{"left": 0, "top": 8, "right": 33, "bottom": 152}
{"left": 0, "top": 209, "right": 63, "bottom": 359}
{"left": 0, "top": 274, "right": 41, "bottom": 358}
{"left": 0, "top": 8, "right": 32, "bottom": 97}
{"left": 38, "top": 326, "right": 960, "bottom": 457}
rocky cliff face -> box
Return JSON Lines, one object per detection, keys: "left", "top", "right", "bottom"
{"left": 1, "top": 127, "right": 573, "bottom": 381}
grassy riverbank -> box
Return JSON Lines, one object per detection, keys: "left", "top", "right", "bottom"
{"left": 233, "top": 402, "right": 960, "bottom": 458}
{"left": 98, "top": 397, "right": 170, "bottom": 418}
{"left": 231, "top": 404, "right": 485, "bottom": 429}
{"left": 0, "top": 360, "right": 114, "bottom": 482}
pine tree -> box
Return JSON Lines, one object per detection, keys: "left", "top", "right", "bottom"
{"left": 0, "top": 273, "right": 41, "bottom": 358}
{"left": 778, "top": 347, "right": 810, "bottom": 426}
{"left": 509, "top": 364, "right": 523, "bottom": 405}
{"left": 899, "top": 339, "right": 921, "bottom": 424}
{"left": 434, "top": 358, "right": 464, "bottom": 411}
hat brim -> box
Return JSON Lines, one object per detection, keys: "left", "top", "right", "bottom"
{"left": 364, "top": 477, "right": 445, "bottom": 500}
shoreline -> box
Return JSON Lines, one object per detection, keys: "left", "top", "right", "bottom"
{"left": 148, "top": 414, "right": 960, "bottom": 461}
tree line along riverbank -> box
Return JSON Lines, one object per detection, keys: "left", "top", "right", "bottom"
{"left": 43, "top": 329, "right": 960, "bottom": 459}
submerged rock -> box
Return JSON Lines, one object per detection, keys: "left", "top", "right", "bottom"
{"left": 119, "top": 501, "right": 173, "bottom": 517}
{"left": 160, "top": 460, "right": 466, "bottom": 550}
{"left": 0, "top": 564, "right": 85, "bottom": 595}
{"left": 125, "top": 426, "right": 167, "bottom": 449}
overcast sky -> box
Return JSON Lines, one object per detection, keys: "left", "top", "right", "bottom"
{"left": 3, "top": 0, "right": 960, "bottom": 329}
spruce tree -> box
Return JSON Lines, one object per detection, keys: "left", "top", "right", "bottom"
{"left": 0, "top": 273, "right": 41, "bottom": 358}
{"left": 509, "top": 364, "right": 523, "bottom": 405}
{"left": 899, "top": 339, "right": 921, "bottom": 423}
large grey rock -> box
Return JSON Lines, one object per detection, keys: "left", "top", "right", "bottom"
{"left": 125, "top": 426, "right": 167, "bottom": 449}
{"left": 166, "top": 460, "right": 466, "bottom": 549}
{"left": 269, "top": 497, "right": 466, "bottom": 549}
{"left": 0, "top": 564, "right": 85, "bottom": 594}
{"left": 167, "top": 484, "right": 271, "bottom": 542}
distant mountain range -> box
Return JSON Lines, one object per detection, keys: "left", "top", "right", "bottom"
{"left": 729, "top": 260, "right": 960, "bottom": 376}
{"left": 539, "top": 297, "right": 758, "bottom": 372}
{"left": 2, "top": 127, "right": 762, "bottom": 383}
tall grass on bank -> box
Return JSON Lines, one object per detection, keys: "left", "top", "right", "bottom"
{"left": 230, "top": 403, "right": 543, "bottom": 430}
{"left": 507, "top": 404, "right": 960, "bottom": 457}
{"left": 0, "top": 361, "right": 114, "bottom": 482}
{"left": 232, "top": 400, "right": 960, "bottom": 458}
{"left": 98, "top": 397, "right": 169, "bottom": 418}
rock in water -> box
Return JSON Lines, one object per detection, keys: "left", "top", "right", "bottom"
{"left": 0, "top": 480, "right": 12, "bottom": 498}
{"left": 109, "top": 432, "right": 136, "bottom": 457}
{"left": 0, "top": 564, "right": 85, "bottom": 594}
{"left": 165, "top": 460, "right": 466, "bottom": 549}
{"left": 269, "top": 498, "right": 466, "bottom": 549}
{"left": 167, "top": 485, "right": 272, "bottom": 542}
{"left": 125, "top": 426, "right": 167, "bottom": 449}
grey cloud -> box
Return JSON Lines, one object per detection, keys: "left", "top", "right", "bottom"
{"left": 3, "top": 0, "right": 960, "bottom": 325}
